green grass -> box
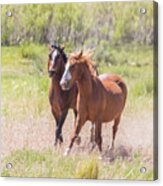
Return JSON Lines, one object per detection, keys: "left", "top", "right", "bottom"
{"left": 1, "top": 149, "right": 153, "bottom": 180}
{"left": 2, "top": 75, "right": 50, "bottom": 121}
{"left": 2, "top": 44, "right": 48, "bottom": 75}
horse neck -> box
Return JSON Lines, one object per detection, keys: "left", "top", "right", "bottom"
{"left": 77, "top": 66, "right": 93, "bottom": 98}
{"left": 51, "top": 61, "right": 65, "bottom": 92}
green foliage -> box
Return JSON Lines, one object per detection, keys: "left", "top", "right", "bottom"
{"left": 94, "top": 40, "right": 117, "bottom": 66}
{"left": 96, "top": 44, "right": 153, "bottom": 67}
{"left": 132, "top": 78, "right": 153, "bottom": 97}
{"left": 20, "top": 43, "right": 48, "bottom": 74}
{"left": 1, "top": 2, "right": 154, "bottom": 46}
{"left": 2, "top": 75, "right": 49, "bottom": 119}
{"left": 21, "top": 43, "right": 39, "bottom": 59}
{"left": 2, "top": 44, "right": 48, "bottom": 76}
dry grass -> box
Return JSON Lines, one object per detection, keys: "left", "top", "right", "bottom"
{"left": 1, "top": 109, "right": 153, "bottom": 159}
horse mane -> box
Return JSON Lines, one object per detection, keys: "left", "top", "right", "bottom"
{"left": 60, "top": 50, "right": 67, "bottom": 63}
{"left": 70, "top": 50, "right": 98, "bottom": 77}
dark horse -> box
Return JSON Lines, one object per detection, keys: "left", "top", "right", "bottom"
{"left": 48, "top": 44, "right": 78, "bottom": 145}
{"left": 60, "top": 51, "right": 127, "bottom": 155}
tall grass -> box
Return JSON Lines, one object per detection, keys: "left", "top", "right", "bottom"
{"left": 75, "top": 158, "right": 99, "bottom": 179}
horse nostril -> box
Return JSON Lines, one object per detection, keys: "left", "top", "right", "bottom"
{"left": 60, "top": 80, "right": 69, "bottom": 90}
{"left": 48, "top": 71, "right": 54, "bottom": 77}
{"left": 60, "top": 80, "right": 65, "bottom": 87}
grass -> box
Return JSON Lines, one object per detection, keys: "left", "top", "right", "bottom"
{"left": 1, "top": 149, "right": 153, "bottom": 180}
{"left": 2, "top": 44, "right": 48, "bottom": 75}
{"left": 1, "top": 44, "right": 154, "bottom": 180}
{"left": 2, "top": 75, "right": 49, "bottom": 119}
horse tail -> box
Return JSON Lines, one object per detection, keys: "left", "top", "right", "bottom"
{"left": 118, "top": 81, "right": 127, "bottom": 108}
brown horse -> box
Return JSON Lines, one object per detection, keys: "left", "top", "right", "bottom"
{"left": 48, "top": 45, "right": 97, "bottom": 146}
{"left": 60, "top": 51, "right": 127, "bottom": 155}
{"left": 48, "top": 44, "right": 78, "bottom": 146}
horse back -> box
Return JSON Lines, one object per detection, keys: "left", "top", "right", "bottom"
{"left": 96, "top": 74, "right": 127, "bottom": 121}
{"left": 99, "top": 73, "right": 127, "bottom": 100}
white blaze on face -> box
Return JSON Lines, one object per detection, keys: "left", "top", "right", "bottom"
{"left": 51, "top": 50, "right": 58, "bottom": 65}
{"left": 60, "top": 62, "right": 72, "bottom": 85}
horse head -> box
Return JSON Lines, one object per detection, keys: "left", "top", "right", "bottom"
{"left": 48, "top": 44, "right": 67, "bottom": 77}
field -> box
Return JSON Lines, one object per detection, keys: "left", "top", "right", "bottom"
{"left": 1, "top": 44, "right": 154, "bottom": 180}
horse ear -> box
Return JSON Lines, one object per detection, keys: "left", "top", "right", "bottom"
{"left": 78, "top": 50, "right": 83, "bottom": 58}
{"left": 60, "top": 44, "right": 65, "bottom": 51}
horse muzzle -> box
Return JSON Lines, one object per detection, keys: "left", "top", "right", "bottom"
{"left": 48, "top": 69, "right": 56, "bottom": 77}
{"left": 60, "top": 80, "right": 70, "bottom": 91}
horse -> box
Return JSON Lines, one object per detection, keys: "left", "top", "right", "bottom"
{"left": 48, "top": 44, "right": 78, "bottom": 146}
{"left": 48, "top": 45, "right": 97, "bottom": 146}
{"left": 60, "top": 50, "right": 127, "bottom": 155}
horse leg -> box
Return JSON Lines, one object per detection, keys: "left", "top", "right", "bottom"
{"left": 64, "top": 117, "right": 85, "bottom": 156}
{"left": 109, "top": 115, "right": 121, "bottom": 150}
{"left": 89, "top": 124, "right": 96, "bottom": 152}
{"left": 73, "top": 109, "right": 81, "bottom": 145}
{"left": 94, "top": 122, "right": 102, "bottom": 153}
{"left": 51, "top": 108, "right": 60, "bottom": 146}
{"left": 90, "top": 124, "right": 95, "bottom": 144}
{"left": 73, "top": 109, "right": 77, "bottom": 123}
{"left": 56, "top": 110, "right": 68, "bottom": 145}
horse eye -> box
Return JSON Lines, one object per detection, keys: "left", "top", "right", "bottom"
{"left": 70, "top": 65, "right": 75, "bottom": 70}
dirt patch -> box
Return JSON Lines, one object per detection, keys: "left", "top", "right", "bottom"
{"left": 1, "top": 109, "right": 153, "bottom": 162}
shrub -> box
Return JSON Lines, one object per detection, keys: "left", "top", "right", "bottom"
{"left": 132, "top": 79, "right": 153, "bottom": 97}
{"left": 21, "top": 43, "right": 39, "bottom": 59}
{"left": 20, "top": 43, "right": 47, "bottom": 75}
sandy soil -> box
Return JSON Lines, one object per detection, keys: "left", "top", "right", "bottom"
{"left": 1, "top": 108, "right": 153, "bottom": 162}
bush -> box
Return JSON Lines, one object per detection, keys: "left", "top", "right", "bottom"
{"left": 94, "top": 40, "right": 117, "bottom": 66}
{"left": 21, "top": 43, "right": 40, "bottom": 59}
{"left": 20, "top": 43, "right": 48, "bottom": 75}
{"left": 132, "top": 79, "right": 153, "bottom": 97}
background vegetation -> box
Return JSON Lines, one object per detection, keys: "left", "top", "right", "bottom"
{"left": 2, "top": 2, "right": 154, "bottom": 47}
{"left": 1, "top": 1, "right": 155, "bottom": 180}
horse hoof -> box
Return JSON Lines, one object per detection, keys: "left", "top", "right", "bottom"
{"left": 59, "top": 135, "right": 63, "bottom": 143}
{"left": 63, "top": 148, "right": 70, "bottom": 156}
{"left": 91, "top": 142, "right": 96, "bottom": 151}
{"left": 59, "top": 141, "right": 63, "bottom": 147}
{"left": 98, "top": 155, "right": 103, "bottom": 160}
{"left": 108, "top": 144, "right": 114, "bottom": 151}
{"left": 54, "top": 142, "right": 57, "bottom": 147}
{"left": 108, "top": 148, "right": 114, "bottom": 155}
{"left": 75, "top": 136, "right": 81, "bottom": 145}
{"left": 59, "top": 138, "right": 63, "bottom": 146}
